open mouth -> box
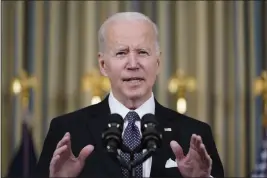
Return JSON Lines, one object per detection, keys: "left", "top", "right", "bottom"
{"left": 122, "top": 77, "right": 144, "bottom": 82}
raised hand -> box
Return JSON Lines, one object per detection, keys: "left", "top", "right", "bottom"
{"left": 170, "top": 134, "right": 212, "bottom": 178}
{"left": 49, "top": 132, "right": 94, "bottom": 177}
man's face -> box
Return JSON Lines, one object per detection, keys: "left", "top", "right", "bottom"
{"left": 98, "top": 19, "right": 160, "bottom": 102}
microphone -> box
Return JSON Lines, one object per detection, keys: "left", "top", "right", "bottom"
{"left": 102, "top": 114, "right": 124, "bottom": 153}
{"left": 141, "top": 114, "right": 162, "bottom": 151}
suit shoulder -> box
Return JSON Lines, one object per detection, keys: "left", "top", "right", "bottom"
{"left": 51, "top": 103, "right": 99, "bottom": 124}
{"left": 162, "top": 105, "right": 211, "bottom": 129}
{"left": 161, "top": 106, "right": 214, "bottom": 142}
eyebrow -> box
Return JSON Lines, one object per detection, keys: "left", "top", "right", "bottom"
{"left": 136, "top": 48, "right": 152, "bottom": 54}
{"left": 113, "top": 46, "right": 152, "bottom": 52}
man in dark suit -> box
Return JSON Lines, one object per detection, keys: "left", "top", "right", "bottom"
{"left": 35, "top": 12, "right": 224, "bottom": 178}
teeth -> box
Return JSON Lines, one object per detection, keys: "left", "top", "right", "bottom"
{"left": 130, "top": 78, "right": 137, "bottom": 80}
{"left": 129, "top": 80, "right": 141, "bottom": 83}
{"left": 124, "top": 78, "right": 142, "bottom": 82}
{"left": 124, "top": 78, "right": 142, "bottom": 81}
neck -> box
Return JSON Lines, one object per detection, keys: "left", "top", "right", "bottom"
{"left": 112, "top": 92, "right": 152, "bottom": 110}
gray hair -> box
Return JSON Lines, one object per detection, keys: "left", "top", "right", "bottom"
{"left": 98, "top": 12, "right": 160, "bottom": 54}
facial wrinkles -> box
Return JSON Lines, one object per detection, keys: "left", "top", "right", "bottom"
{"left": 105, "top": 23, "right": 157, "bottom": 56}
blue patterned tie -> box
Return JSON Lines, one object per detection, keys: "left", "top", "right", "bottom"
{"left": 121, "top": 111, "right": 143, "bottom": 177}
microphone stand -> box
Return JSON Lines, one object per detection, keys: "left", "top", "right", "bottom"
{"left": 116, "top": 144, "right": 156, "bottom": 178}
{"left": 130, "top": 152, "right": 135, "bottom": 178}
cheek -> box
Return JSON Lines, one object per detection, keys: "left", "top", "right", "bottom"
{"left": 141, "top": 64, "right": 158, "bottom": 86}
{"left": 107, "top": 62, "right": 124, "bottom": 80}
{"left": 145, "top": 62, "right": 159, "bottom": 77}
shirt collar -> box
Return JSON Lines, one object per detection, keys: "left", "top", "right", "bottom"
{"left": 108, "top": 91, "right": 155, "bottom": 119}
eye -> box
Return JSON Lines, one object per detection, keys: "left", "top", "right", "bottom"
{"left": 116, "top": 51, "right": 127, "bottom": 57}
{"left": 139, "top": 50, "right": 149, "bottom": 55}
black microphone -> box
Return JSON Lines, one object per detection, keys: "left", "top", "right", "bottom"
{"left": 102, "top": 114, "right": 124, "bottom": 153}
{"left": 141, "top": 114, "right": 162, "bottom": 151}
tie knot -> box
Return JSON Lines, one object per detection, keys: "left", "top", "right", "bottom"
{"left": 125, "top": 111, "right": 140, "bottom": 124}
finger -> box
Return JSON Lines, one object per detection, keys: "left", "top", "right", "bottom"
{"left": 198, "top": 143, "right": 206, "bottom": 160}
{"left": 188, "top": 134, "right": 200, "bottom": 160}
{"left": 56, "top": 132, "right": 70, "bottom": 149}
{"left": 50, "top": 155, "right": 60, "bottom": 175}
{"left": 190, "top": 134, "right": 198, "bottom": 150}
{"left": 50, "top": 155, "right": 60, "bottom": 167}
{"left": 78, "top": 145, "right": 94, "bottom": 163}
{"left": 195, "top": 135, "right": 203, "bottom": 150}
{"left": 170, "top": 140, "right": 185, "bottom": 161}
{"left": 53, "top": 145, "right": 68, "bottom": 157}
{"left": 199, "top": 143, "right": 212, "bottom": 168}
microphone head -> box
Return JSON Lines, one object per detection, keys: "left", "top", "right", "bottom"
{"left": 102, "top": 113, "right": 124, "bottom": 153}
{"left": 141, "top": 114, "right": 162, "bottom": 150}
{"left": 108, "top": 113, "right": 124, "bottom": 130}
{"left": 141, "top": 113, "right": 158, "bottom": 131}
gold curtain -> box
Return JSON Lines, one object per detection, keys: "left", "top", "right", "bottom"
{"left": 2, "top": 1, "right": 266, "bottom": 177}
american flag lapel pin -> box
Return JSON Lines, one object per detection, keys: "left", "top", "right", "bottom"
{"left": 164, "top": 128, "right": 172, "bottom": 131}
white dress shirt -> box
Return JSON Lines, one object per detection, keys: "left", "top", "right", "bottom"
{"left": 108, "top": 91, "right": 155, "bottom": 177}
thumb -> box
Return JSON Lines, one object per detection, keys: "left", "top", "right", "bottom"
{"left": 170, "top": 140, "right": 185, "bottom": 161}
{"left": 78, "top": 145, "right": 94, "bottom": 163}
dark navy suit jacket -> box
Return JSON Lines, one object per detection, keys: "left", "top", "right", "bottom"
{"left": 35, "top": 95, "right": 224, "bottom": 178}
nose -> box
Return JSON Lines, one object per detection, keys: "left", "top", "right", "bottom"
{"left": 127, "top": 52, "right": 139, "bottom": 70}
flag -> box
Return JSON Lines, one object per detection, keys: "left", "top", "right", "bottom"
{"left": 7, "top": 110, "right": 38, "bottom": 178}
{"left": 251, "top": 128, "right": 267, "bottom": 177}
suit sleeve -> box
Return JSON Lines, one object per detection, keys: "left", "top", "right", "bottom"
{"left": 34, "top": 118, "right": 64, "bottom": 178}
{"left": 204, "top": 124, "right": 225, "bottom": 178}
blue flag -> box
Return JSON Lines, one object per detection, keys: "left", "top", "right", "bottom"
{"left": 7, "top": 118, "right": 37, "bottom": 177}
{"left": 251, "top": 128, "right": 267, "bottom": 177}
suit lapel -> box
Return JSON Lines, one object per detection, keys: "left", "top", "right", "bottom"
{"left": 149, "top": 99, "right": 168, "bottom": 177}
{"left": 150, "top": 99, "right": 181, "bottom": 177}
{"left": 84, "top": 95, "right": 123, "bottom": 177}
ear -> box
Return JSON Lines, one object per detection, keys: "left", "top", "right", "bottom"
{"left": 98, "top": 52, "right": 108, "bottom": 77}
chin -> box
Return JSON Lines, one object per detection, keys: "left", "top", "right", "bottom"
{"left": 124, "top": 89, "right": 146, "bottom": 100}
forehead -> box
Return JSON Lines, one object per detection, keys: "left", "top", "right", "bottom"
{"left": 105, "top": 20, "right": 156, "bottom": 49}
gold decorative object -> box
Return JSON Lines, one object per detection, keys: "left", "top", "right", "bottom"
{"left": 82, "top": 69, "right": 111, "bottom": 104}
{"left": 254, "top": 70, "right": 267, "bottom": 127}
{"left": 168, "top": 70, "right": 196, "bottom": 114}
{"left": 11, "top": 70, "right": 37, "bottom": 127}
{"left": 11, "top": 70, "right": 37, "bottom": 109}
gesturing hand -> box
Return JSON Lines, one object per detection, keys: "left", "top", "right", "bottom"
{"left": 170, "top": 134, "right": 212, "bottom": 178}
{"left": 49, "top": 132, "right": 94, "bottom": 178}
